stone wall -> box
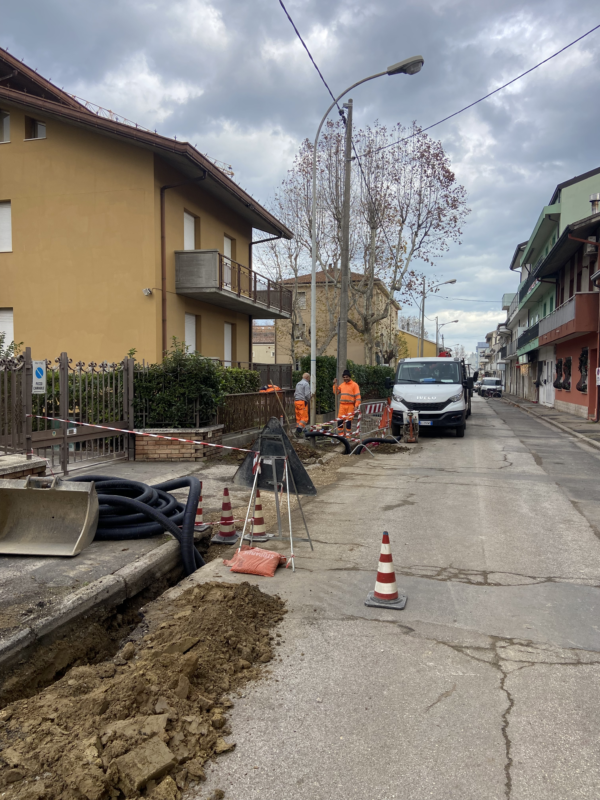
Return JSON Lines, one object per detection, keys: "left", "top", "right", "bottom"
{"left": 134, "top": 426, "right": 224, "bottom": 462}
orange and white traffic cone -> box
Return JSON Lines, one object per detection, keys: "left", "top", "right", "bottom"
{"left": 244, "top": 490, "right": 269, "bottom": 543}
{"left": 364, "top": 531, "right": 407, "bottom": 610}
{"left": 194, "top": 495, "right": 210, "bottom": 532}
{"left": 211, "top": 488, "right": 239, "bottom": 543}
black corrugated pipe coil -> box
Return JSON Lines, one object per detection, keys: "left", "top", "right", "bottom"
{"left": 67, "top": 475, "right": 204, "bottom": 575}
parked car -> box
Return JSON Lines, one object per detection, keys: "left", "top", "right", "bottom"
{"left": 474, "top": 381, "right": 482, "bottom": 394}
{"left": 480, "top": 378, "right": 502, "bottom": 398}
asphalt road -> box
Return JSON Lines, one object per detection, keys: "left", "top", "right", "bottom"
{"left": 187, "top": 395, "right": 600, "bottom": 800}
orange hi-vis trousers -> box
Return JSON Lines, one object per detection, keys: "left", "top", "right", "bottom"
{"left": 337, "top": 403, "right": 356, "bottom": 432}
{"left": 295, "top": 400, "right": 309, "bottom": 430}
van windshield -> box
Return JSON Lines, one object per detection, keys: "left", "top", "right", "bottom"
{"left": 396, "top": 361, "right": 461, "bottom": 384}
{"left": 482, "top": 379, "right": 501, "bottom": 386}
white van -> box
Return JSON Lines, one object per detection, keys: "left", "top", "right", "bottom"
{"left": 387, "top": 357, "right": 472, "bottom": 438}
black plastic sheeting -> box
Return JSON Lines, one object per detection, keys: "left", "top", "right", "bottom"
{"left": 67, "top": 475, "right": 204, "bottom": 576}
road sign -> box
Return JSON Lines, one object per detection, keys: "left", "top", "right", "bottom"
{"left": 32, "top": 361, "right": 47, "bottom": 394}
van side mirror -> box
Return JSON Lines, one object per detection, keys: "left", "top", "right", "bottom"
{"left": 465, "top": 377, "right": 474, "bottom": 390}
{"left": 385, "top": 377, "right": 394, "bottom": 390}
{"left": 473, "top": 371, "right": 479, "bottom": 381}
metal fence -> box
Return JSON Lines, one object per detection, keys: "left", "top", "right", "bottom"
{"left": 216, "top": 390, "right": 295, "bottom": 434}
{"left": 219, "top": 254, "right": 293, "bottom": 316}
{"left": 0, "top": 349, "right": 133, "bottom": 473}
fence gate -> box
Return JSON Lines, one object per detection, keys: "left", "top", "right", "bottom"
{"left": 0, "top": 348, "right": 134, "bottom": 474}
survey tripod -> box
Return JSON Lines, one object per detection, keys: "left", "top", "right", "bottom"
{"left": 237, "top": 428, "right": 314, "bottom": 572}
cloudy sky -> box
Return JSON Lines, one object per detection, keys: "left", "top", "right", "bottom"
{"left": 5, "top": 0, "right": 600, "bottom": 352}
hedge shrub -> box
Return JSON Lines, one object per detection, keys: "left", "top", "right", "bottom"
{"left": 218, "top": 366, "right": 260, "bottom": 394}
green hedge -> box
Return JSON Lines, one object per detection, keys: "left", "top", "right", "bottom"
{"left": 132, "top": 340, "right": 261, "bottom": 428}
{"left": 296, "top": 356, "right": 394, "bottom": 414}
{"left": 218, "top": 366, "right": 260, "bottom": 394}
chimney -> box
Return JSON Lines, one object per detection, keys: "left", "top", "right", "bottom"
{"left": 591, "top": 193, "right": 600, "bottom": 214}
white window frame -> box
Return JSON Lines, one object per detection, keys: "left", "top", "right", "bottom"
{"left": 224, "top": 322, "right": 233, "bottom": 367}
{"left": 0, "top": 110, "right": 9, "bottom": 143}
{"left": 183, "top": 211, "right": 196, "bottom": 250}
{"left": 0, "top": 201, "right": 12, "bottom": 252}
{"left": 0, "top": 308, "right": 14, "bottom": 347}
{"left": 297, "top": 291, "right": 306, "bottom": 309}
{"left": 184, "top": 313, "right": 197, "bottom": 353}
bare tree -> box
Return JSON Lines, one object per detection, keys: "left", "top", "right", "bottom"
{"left": 398, "top": 314, "right": 428, "bottom": 339}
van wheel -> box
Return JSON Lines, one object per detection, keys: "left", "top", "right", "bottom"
{"left": 391, "top": 421, "right": 401, "bottom": 437}
{"left": 456, "top": 425, "right": 465, "bottom": 438}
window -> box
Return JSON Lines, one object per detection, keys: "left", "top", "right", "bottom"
{"left": 297, "top": 291, "right": 306, "bottom": 309}
{"left": 185, "top": 313, "right": 197, "bottom": 352}
{"left": 24, "top": 117, "right": 46, "bottom": 140}
{"left": 550, "top": 295, "right": 554, "bottom": 313}
{"left": 223, "top": 235, "right": 235, "bottom": 262}
{"left": 183, "top": 211, "right": 196, "bottom": 250}
{"left": 0, "top": 110, "right": 9, "bottom": 143}
{"left": 294, "top": 322, "right": 306, "bottom": 341}
{"left": 0, "top": 201, "right": 11, "bottom": 252}
{"left": 543, "top": 302, "right": 546, "bottom": 318}
{"left": 576, "top": 270, "right": 582, "bottom": 293}
{"left": 224, "top": 322, "right": 233, "bottom": 367}
{"left": 0, "top": 308, "right": 14, "bottom": 348}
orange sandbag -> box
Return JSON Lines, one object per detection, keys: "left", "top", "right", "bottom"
{"left": 223, "top": 545, "right": 287, "bottom": 577}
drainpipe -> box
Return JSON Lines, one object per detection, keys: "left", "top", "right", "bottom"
{"left": 160, "top": 171, "right": 207, "bottom": 358}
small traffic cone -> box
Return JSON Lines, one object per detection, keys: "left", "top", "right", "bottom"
{"left": 364, "top": 531, "right": 407, "bottom": 610}
{"left": 211, "top": 488, "right": 239, "bottom": 544}
{"left": 194, "top": 495, "right": 210, "bottom": 532}
{"left": 244, "top": 490, "right": 269, "bottom": 542}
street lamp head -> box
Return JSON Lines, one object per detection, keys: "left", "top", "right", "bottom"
{"left": 446, "top": 279, "right": 457, "bottom": 285}
{"left": 387, "top": 56, "right": 424, "bottom": 76}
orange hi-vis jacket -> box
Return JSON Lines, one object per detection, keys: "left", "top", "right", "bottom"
{"left": 334, "top": 379, "right": 361, "bottom": 409}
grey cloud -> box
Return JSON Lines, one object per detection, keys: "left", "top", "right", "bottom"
{"left": 4, "top": 0, "right": 600, "bottom": 349}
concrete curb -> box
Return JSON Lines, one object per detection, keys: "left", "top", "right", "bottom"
{"left": 0, "top": 538, "right": 184, "bottom": 671}
{"left": 500, "top": 397, "right": 600, "bottom": 452}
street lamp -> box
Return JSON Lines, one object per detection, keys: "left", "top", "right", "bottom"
{"left": 419, "top": 278, "right": 456, "bottom": 357}
{"left": 436, "top": 318, "right": 459, "bottom": 354}
{"left": 309, "top": 56, "right": 424, "bottom": 424}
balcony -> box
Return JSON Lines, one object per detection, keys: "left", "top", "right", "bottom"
{"left": 517, "top": 321, "right": 539, "bottom": 353}
{"left": 175, "top": 250, "right": 292, "bottom": 319}
{"left": 538, "top": 292, "right": 599, "bottom": 346}
{"left": 505, "top": 340, "right": 518, "bottom": 359}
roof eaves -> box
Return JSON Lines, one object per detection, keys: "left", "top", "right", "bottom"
{"left": 0, "top": 85, "right": 293, "bottom": 240}
{"left": 0, "top": 48, "right": 87, "bottom": 111}
{"left": 550, "top": 165, "right": 600, "bottom": 205}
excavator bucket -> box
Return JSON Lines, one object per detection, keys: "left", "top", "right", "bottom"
{"left": 0, "top": 476, "right": 99, "bottom": 557}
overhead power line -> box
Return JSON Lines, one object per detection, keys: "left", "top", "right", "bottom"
{"left": 364, "top": 22, "right": 600, "bottom": 156}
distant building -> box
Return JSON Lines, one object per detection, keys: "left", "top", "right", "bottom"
{"left": 398, "top": 329, "right": 437, "bottom": 358}
{"left": 252, "top": 324, "right": 275, "bottom": 363}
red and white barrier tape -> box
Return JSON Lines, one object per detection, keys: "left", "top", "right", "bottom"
{"left": 26, "top": 415, "right": 253, "bottom": 453}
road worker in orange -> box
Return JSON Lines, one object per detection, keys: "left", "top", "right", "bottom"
{"left": 333, "top": 369, "right": 361, "bottom": 434}
{"left": 294, "top": 372, "right": 311, "bottom": 437}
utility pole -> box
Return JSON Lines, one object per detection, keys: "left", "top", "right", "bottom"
{"left": 435, "top": 317, "right": 439, "bottom": 355}
{"left": 337, "top": 99, "right": 353, "bottom": 389}
{"left": 419, "top": 275, "right": 426, "bottom": 358}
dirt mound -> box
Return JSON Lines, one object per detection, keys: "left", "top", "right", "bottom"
{"left": 361, "top": 443, "right": 411, "bottom": 455}
{"left": 0, "top": 582, "right": 285, "bottom": 800}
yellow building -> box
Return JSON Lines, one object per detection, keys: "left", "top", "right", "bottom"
{"left": 398, "top": 329, "right": 438, "bottom": 358}
{"left": 0, "top": 48, "right": 292, "bottom": 364}
{"left": 275, "top": 271, "right": 400, "bottom": 366}
{"left": 251, "top": 325, "right": 275, "bottom": 363}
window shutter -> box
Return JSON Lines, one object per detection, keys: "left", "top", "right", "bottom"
{"left": 0, "top": 308, "right": 14, "bottom": 344}
{"left": 0, "top": 201, "right": 12, "bottom": 252}
{"left": 183, "top": 212, "right": 196, "bottom": 250}
{"left": 185, "top": 313, "right": 196, "bottom": 352}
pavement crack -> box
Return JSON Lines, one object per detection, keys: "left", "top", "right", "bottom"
{"left": 424, "top": 683, "right": 456, "bottom": 712}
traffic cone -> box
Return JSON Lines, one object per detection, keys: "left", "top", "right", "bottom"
{"left": 211, "top": 488, "right": 239, "bottom": 544}
{"left": 364, "top": 532, "right": 407, "bottom": 610}
{"left": 194, "top": 495, "right": 210, "bottom": 532}
{"left": 244, "top": 490, "right": 269, "bottom": 542}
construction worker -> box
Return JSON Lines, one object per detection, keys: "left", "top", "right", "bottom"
{"left": 333, "top": 369, "right": 361, "bottom": 434}
{"left": 294, "top": 372, "right": 311, "bottom": 437}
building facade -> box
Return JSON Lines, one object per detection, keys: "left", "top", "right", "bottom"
{"left": 0, "top": 47, "right": 292, "bottom": 365}
{"left": 501, "top": 168, "right": 600, "bottom": 417}
{"left": 252, "top": 324, "right": 275, "bottom": 363}
{"left": 274, "top": 271, "right": 401, "bottom": 368}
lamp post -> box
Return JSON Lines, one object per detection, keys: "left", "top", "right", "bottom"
{"left": 436, "top": 318, "right": 459, "bottom": 354}
{"left": 308, "top": 55, "right": 424, "bottom": 424}
{"left": 419, "top": 278, "right": 456, "bottom": 357}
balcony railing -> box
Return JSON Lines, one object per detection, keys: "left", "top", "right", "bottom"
{"left": 506, "top": 340, "right": 517, "bottom": 357}
{"left": 517, "top": 321, "right": 539, "bottom": 350}
{"left": 507, "top": 292, "right": 519, "bottom": 322}
{"left": 538, "top": 296, "right": 575, "bottom": 336}
{"left": 175, "top": 250, "right": 292, "bottom": 318}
